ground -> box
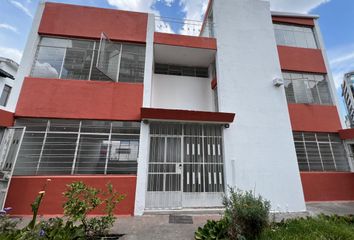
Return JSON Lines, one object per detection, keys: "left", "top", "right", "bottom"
{"left": 16, "top": 202, "right": 354, "bottom": 240}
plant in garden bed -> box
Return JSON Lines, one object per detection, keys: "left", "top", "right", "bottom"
{"left": 195, "top": 188, "right": 270, "bottom": 240}
{"left": 63, "top": 181, "right": 126, "bottom": 239}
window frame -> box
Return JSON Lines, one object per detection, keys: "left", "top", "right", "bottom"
{"left": 274, "top": 23, "right": 318, "bottom": 49}
{"left": 13, "top": 119, "right": 141, "bottom": 176}
{"left": 31, "top": 36, "right": 146, "bottom": 83}
{"left": 0, "top": 84, "right": 12, "bottom": 107}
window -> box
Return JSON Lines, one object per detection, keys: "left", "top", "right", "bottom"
{"left": 13, "top": 119, "right": 140, "bottom": 176}
{"left": 274, "top": 23, "right": 318, "bottom": 49}
{"left": 293, "top": 132, "right": 350, "bottom": 172}
{"left": 0, "top": 85, "right": 12, "bottom": 106}
{"left": 31, "top": 37, "right": 145, "bottom": 83}
{"left": 283, "top": 72, "right": 332, "bottom": 105}
{"left": 154, "top": 64, "right": 209, "bottom": 78}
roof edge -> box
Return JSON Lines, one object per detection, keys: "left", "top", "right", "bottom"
{"left": 271, "top": 11, "right": 319, "bottom": 19}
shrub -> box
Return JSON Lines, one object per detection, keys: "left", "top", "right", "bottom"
{"left": 63, "top": 181, "right": 125, "bottom": 238}
{"left": 223, "top": 188, "right": 270, "bottom": 240}
{"left": 195, "top": 219, "right": 229, "bottom": 240}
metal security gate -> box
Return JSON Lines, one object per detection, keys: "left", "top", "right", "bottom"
{"left": 146, "top": 123, "right": 224, "bottom": 210}
{"left": 0, "top": 127, "right": 25, "bottom": 209}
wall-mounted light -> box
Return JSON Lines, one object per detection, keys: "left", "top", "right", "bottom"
{"left": 143, "top": 119, "right": 149, "bottom": 124}
{"left": 224, "top": 124, "right": 230, "bottom": 129}
{"left": 273, "top": 77, "right": 284, "bottom": 87}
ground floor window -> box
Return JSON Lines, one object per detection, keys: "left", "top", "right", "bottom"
{"left": 293, "top": 132, "right": 350, "bottom": 172}
{"left": 13, "top": 118, "right": 140, "bottom": 176}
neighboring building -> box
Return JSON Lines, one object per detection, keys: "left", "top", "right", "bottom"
{"left": 0, "top": 57, "right": 19, "bottom": 208}
{"left": 1, "top": 0, "right": 354, "bottom": 216}
{"left": 0, "top": 57, "right": 18, "bottom": 138}
{"left": 342, "top": 72, "right": 354, "bottom": 128}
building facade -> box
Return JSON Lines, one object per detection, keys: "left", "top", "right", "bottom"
{"left": 1, "top": 0, "right": 354, "bottom": 216}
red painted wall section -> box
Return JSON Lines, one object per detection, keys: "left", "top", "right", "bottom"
{"left": 154, "top": 32, "right": 217, "bottom": 50}
{"left": 39, "top": 2, "right": 148, "bottom": 43}
{"left": 338, "top": 129, "right": 354, "bottom": 140}
{"left": 301, "top": 172, "right": 354, "bottom": 202}
{"left": 288, "top": 104, "right": 342, "bottom": 132}
{"left": 15, "top": 78, "right": 143, "bottom": 121}
{"left": 272, "top": 16, "right": 315, "bottom": 26}
{"left": 0, "top": 109, "right": 14, "bottom": 127}
{"left": 5, "top": 176, "right": 136, "bottom": 216}
{"left": 278, "top": 46, "right": 327, "bottom": 74}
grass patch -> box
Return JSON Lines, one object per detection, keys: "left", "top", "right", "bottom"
{"left": 259, "top": 215, "right": 354, "bottom": 240}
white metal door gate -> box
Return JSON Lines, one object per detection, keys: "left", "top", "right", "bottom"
{"left": 145, "top": 123, "right": 224, "bottom": 210}
{"left": 0, "top": 127, "right": 25, "bottom": 209}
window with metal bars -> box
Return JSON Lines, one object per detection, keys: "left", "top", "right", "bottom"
{"left": 30, "top": 37, "right": 145, "bottom": 83}
{"left": 154, "top": 63, "right": 209, "bottom": 78}
{"left": 0, "top": 85, "right": 12, "bottom": 107}
{"left": 13, "top": 118, "right": 140, "bottom": 176}
{"left": 283, "top": 72, "right": 332, "bottom": 105}
{"left": 293, "top": 132, "right": 350, "bottom": 172}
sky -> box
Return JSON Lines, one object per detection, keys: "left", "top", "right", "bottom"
{"left": 0, "top": 0, "right": 354, "bottom": 116}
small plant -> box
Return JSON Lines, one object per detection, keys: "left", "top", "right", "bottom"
{"left": 63, "top": 181, "right": 126, "bottom": 238}
{"left": 28, "top": 178, "right": 51, "bottom": 230}
{"left": 195, "top": 219, "right": 229, "bottom": 240}
{"left": 223, "top": 188, "right": 270, "bottom": 240}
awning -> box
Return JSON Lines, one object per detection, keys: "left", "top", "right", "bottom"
{"left": 0, "top": 69, "right": 15, "bottom": 80}
{"left": 141, "top": 107, "right": 235, "bottom": 124}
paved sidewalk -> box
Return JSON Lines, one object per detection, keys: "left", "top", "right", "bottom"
{"left": 13, "top": 202, "right": 354, "bottom": 240}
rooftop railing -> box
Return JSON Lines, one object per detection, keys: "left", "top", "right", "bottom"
{"left": 155, "top": 16, "right": 214, "bottom": 37}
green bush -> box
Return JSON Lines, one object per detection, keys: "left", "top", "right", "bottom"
{"left": 223, "top": 188, "right": 270, "bottom": 240}
{"left": 195, "top": 219, "right": 229, "bottom": 240}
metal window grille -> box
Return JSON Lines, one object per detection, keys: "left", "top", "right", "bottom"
{"left": 293, "top": 132, "right": 350, "bottom": 172}
{"left": 154, "top": 64, "right": 209, "bottom": 78}
{"left": 13, "top": 118, "right": 140, "bottom": 176}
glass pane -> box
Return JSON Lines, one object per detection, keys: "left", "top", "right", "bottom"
{"left": 294, "top": 31, "right": 307, "bottom": 48}
{"left": 96, "top": 39, "right": 121, "bottom": 81}
{"left": 107, "top": 135, "right": 139, "bottom": 174}
{"left": 284, "top": 79, "right": 295, "bottom": 103}
{"left": 49, "top": 119, "right": 80, "bottom": 132}
{"left": 149, "top": 137, "right": 165, "bottom": 163}
{"left": 305, "top": 142, "right": 323, "bottom": 171}
{"left": 111, "top": 121, "right": 140, "bottom": 134}
{"left": 60, "top": 47, "right": 93, "bottom": 80}
{"left": 15, "top": 118, "right": 48, "bottom": 131}
{"left": 294, "top": 142, "right": 309, "bottom": 171}
{"left": 75, "top": 135, "right": 108, "bottom": 174}
{"left": 317, "top": 77, "right": 332, "bottom": 105}
{"left": 81, "top": 120, "right": 111, "bottom": 133}
{"left": 331, "top": 143, "right": 350, "bottom": 171}
{"left": 31, "top": 46, "right": 65, "bottom": 78}
{"left": 119, "top": 44, "right": 145, "bottom": 83}
{"left": 90, "top": 49, "right": 112, "bottom": 81}
{"left": 14, "top": 132, "right": 44, "bottom": 175}
{"left": 38, "top": 133, "right": 77, "bottom": 175}
{"left": 293, "top": 80, "right": 309, "bottom": 103}
{"left": 0, "top": 85, "right": 11, "bottom": 107}
{"left": 319, "top": 143, "right": 335, "bottom": 171}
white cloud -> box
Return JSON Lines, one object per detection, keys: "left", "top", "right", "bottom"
{"left": 328, "top": 44, "right": 354, "bottom": 89}
{"left": 162, "top": 0, "right": 174, "bottom": 7}
{"left": 0, "top": 23, "right": 18, "bottom": 33}
{"left": 268, "top": 0, "right": 330, "bottom": 14}
{"left": 10, "top": 0, "right": 33, "bottom": 18}
{"left": 0, "top": 47, "right": 22, "bottom": 63}
{"left": 106, "top": 0, "right": 156, "bottom": 13}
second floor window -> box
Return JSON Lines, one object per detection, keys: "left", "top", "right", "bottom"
{"left": 283, "top": 72, "right": 332, "bottom": 105}
{"left": 274, "top": 23, "right": 318, "bottom": 49}
{"left": 31, "top": 37, "right": 145, "bottom": 83}
{"left": 0, "top": 84, "right": 12, "bottom": 107}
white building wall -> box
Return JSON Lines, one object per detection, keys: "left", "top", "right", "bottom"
{"left": 134, "top": 13, "right": 155, "bottom": 216}
{"left": 5, "top": 2, "right": 44, "bottom": 113}
{"left": 213, "top": 0, "right": 306, "bottom": 212}
{"left": 151, "top": 74, "right": 214, "bottom": 112}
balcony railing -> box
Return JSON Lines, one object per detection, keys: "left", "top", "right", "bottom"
{"left": 155, "top": 16, "right": 214, "bottom": 37}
